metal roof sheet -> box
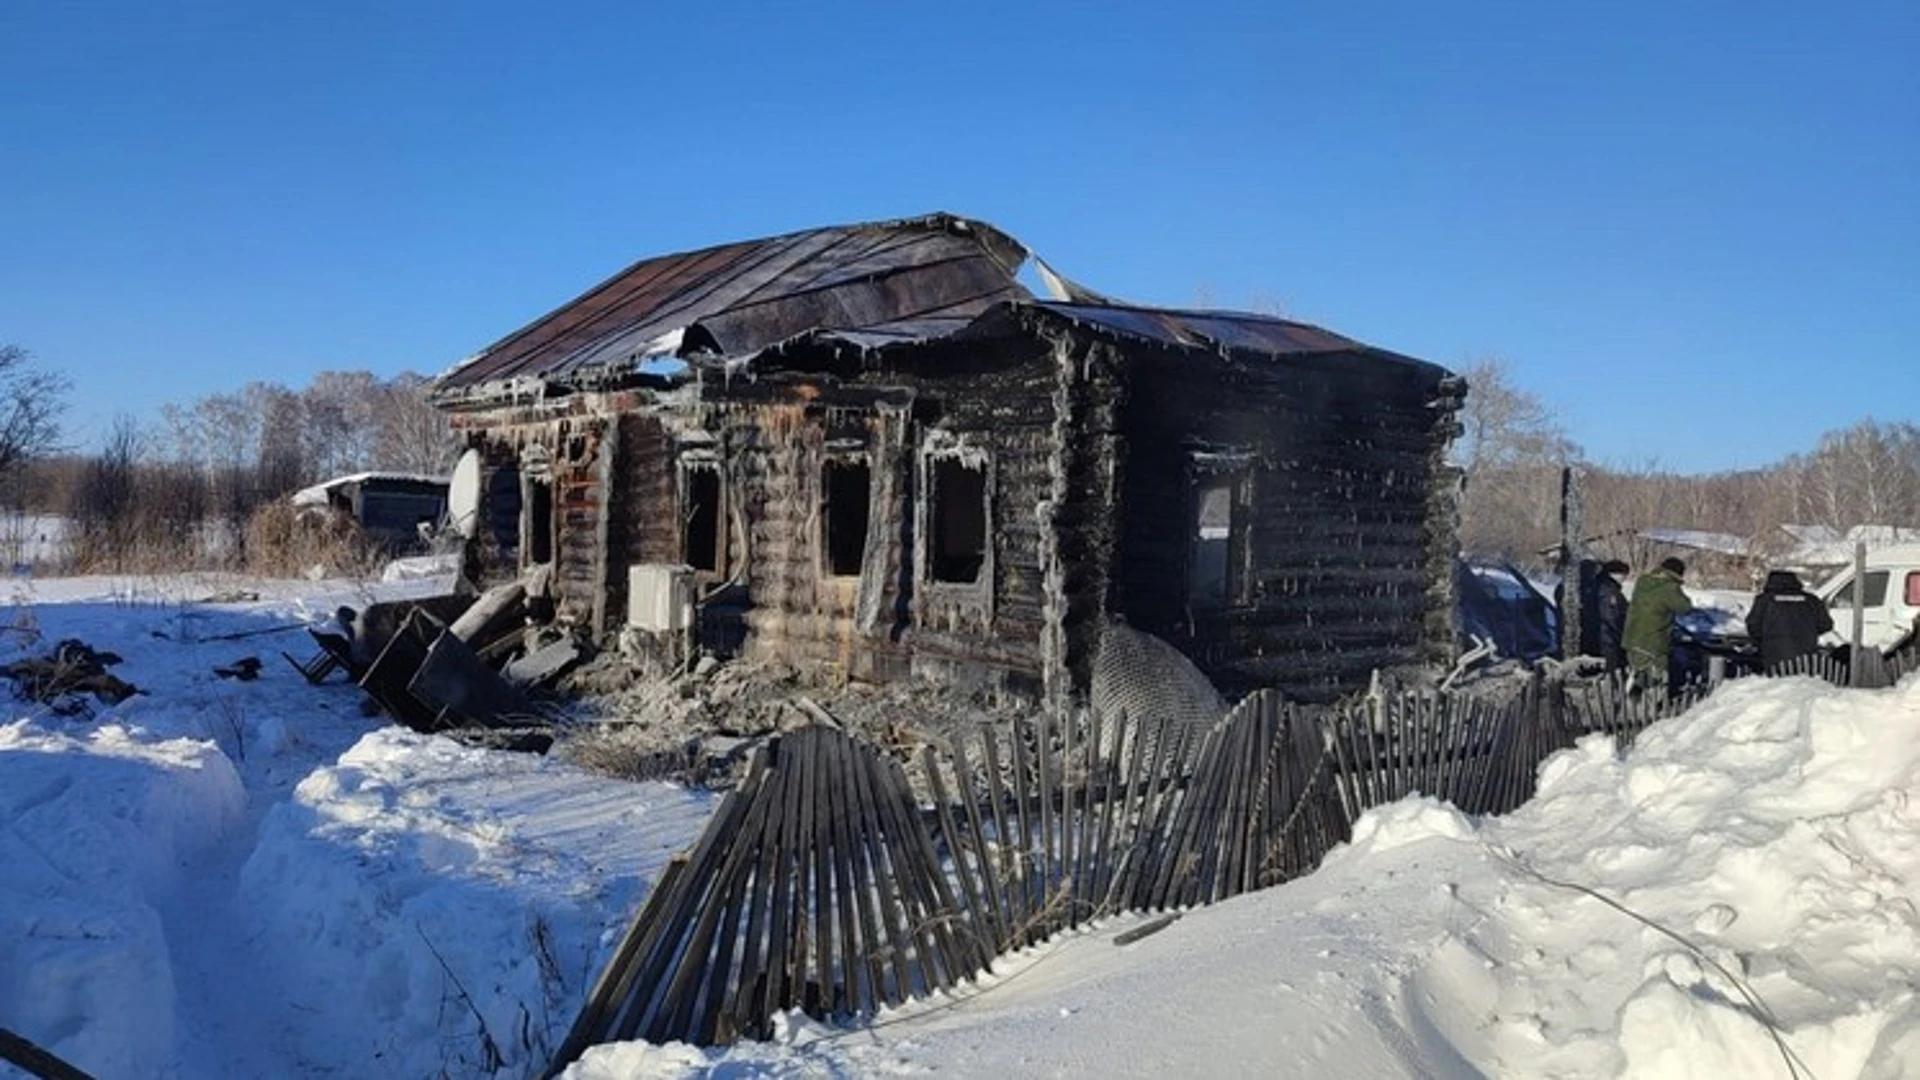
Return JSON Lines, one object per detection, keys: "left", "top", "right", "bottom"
{"left": 437, "top": 213, "right": 1030, "bottom": 392}
{"left": 435, "top": 214, "right": 1448, "bottom": 399}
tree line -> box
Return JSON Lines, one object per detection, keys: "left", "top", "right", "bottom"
{"left": 3, "top": 354, "right": 457, "bottom": 572}
{"left": 1456, "top": 358, "right": 1920, "bottom": 576}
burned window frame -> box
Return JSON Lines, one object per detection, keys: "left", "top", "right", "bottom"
{"left": 916, "top": 439, "right": 993, "bottom": 594}
{"left": 819, "top": 449, "right": 873, "bottom": 581}
{"left": 485, "top": 459, "right": 522, "bottom": 566}
{"left": 517, "top": 444, "right": 557, "bottom": 572}
{"left": 1185, "top": 449, "right": 1255, "bottom": 614}
{"left": 524, "top": 476, "right": 555, "bottom": 566}
{"left": 678, "top": 452, "right": 727, "bottom": 578}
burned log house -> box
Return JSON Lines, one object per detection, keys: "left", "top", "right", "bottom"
{"left": 431, "top": 214, "right": 1463, "bottom": 706}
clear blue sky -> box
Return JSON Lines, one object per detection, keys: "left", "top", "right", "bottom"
{"left": 3, "top": 1, "right": 1913, "bottom": 473}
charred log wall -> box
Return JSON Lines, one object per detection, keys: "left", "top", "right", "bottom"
{"left": 1113, "top": 347, "right": 1458, "bottom": 702}
{"left": 451, "top": 397, "right": 622, "bottom": 632}
{"left": 605, "top": 408, "right": 680, "bottom": 630}
{"left": 723, "top": 400, "right": 872, "bottom": 676}
{"left": 871, "top": 342, "right": 1069, "bottom": 698}
{"left": 1045, "top": 341, "right": 1126, "bottom": 707}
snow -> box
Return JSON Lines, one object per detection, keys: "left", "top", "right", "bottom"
{"left": 1679, "top": 585, "right": 1754, "bottom": 639}
{"left": 569, "top": 675, "right": 1920, "bottom": 1080}
{"left": 6, "top": 571, "right": 1920, "bottom": 1079}
{"left": 1, "top": 573, "right": 712, "bottom": 1078}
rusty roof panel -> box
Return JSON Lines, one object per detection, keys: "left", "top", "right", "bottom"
{"left": 437, "top": 214, "right": 1030, "bottom": 393}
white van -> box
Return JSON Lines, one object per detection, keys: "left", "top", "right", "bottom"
{"left": 1813, "top": 542, "right": 1920, "bottom": 653}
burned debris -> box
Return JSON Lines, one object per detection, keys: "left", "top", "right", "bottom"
{"left": 2, "top": 639, "right": 138, "bottom": 714}
{"left": 293, "top": 568, "right": 578, "bottom": 750}
{"left": 212, "top": 657, "right": 263, "bottom": 681}
{"left": 428, "top": 212, "right": 1465, "bottom": 719}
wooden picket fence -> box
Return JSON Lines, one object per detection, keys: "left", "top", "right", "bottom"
{"left": 545, "top": 656, "right": 1913, "bottom": 1073}
{"left": 1767, "top": 644, "right": 1916, "bottom": 688}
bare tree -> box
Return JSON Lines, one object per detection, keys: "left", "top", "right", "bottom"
{"left": 1454, "top": 357, "right": 1580, "bottom": 562}
{"left": 370, "top": 372, "right": 456, "bottom": 474}
{"left": 302, "top": 370, "right": 379, "bottom": 478}
{"left": 0, "top": 345, "right": 69, "bottom": 477}
{"left": 68, "top": 416, "right": 141, "bottom": 568}
{"left": 1781, "top": 419, "right": 1920, "bottom": 532}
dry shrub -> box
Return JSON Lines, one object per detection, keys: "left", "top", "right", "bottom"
{"left": 244, "top": 500, "right": 380, "bottom": 578}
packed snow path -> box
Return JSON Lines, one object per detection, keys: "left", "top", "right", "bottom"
{"left": 1, "top": 575, "right": 712, "bottom": 1079}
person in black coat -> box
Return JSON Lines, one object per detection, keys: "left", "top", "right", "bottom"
{"left": 1594, "top": 560, "right": 1630, "bottom": 671}
{"left": 1746, "top": 569, "right": 1834, "bottom": 672}
{"left": 1575, "top": 558, "right": 1631, "bottom": 670}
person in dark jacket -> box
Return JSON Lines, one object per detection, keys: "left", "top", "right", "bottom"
{"left": 1594, "top": 560, "right": 1630, "bottom": 670}
{"left": 1746, "top": 569, "right": 1834, "bottom": 672}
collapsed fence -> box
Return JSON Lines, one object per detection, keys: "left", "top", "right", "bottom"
{"left": 546, "top": 648, "right": 1918, "bottom": 1074}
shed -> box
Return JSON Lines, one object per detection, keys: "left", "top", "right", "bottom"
{"left": 431, "top": 213, "right": 1464, "bottom": 704}
{"left": 291, "top": 472, "right": 450, "bottom": 552}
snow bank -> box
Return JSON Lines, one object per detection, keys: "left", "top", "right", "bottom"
{"left": 569, "top": 674, "right": 1920, "bottom": 1080}
{"left": 2, "top": 571, "right": 715, "bottom": 1078}
{"left": 11, "top": 572, "right": 1920, "bottom": 1079}
{"left": 0, "top": 720, "right": 244, "bottom": 1078}
{"left": 1415, "top": 674, "right": 1920, "bottom": 1077}
{"left": 239, "top": 728, "right": 712, "bottom": 1078}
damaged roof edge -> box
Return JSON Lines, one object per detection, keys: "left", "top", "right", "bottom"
{"left": 433, "top": 212, "right": 1031, "bottom": 394}
{"left": 429, "top": 212, "right": 1456, "bottom": 405}
{"left": 993, "top": 301, "right": 1454, "bottom": 382}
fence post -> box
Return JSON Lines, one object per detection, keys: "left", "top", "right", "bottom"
{"left": 1556, "top": 465, "right": 1582, "bottom": 662}
{"left": 1850, "top": 541, "right": 1868, "bottom": 689}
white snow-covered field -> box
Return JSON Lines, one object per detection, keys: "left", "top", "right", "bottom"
{"left": 5, "top": 574, "right": 1920, "bottom": 1079}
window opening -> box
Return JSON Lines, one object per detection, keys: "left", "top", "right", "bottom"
{"left": 1188, "top": 480, "right": 1238, "bottom": 609}
{"left": 1907, "top": 571, "right": 1920, "bottom": 608}
{"left": 526, "top": 478, "right": 553, "bottom": 565}
{"left": 823, "top": 459, "right": 871, "bottom": 578}
{"left": 683, "top": 465, "right": 721, "bottom": 573}
{"left": 1829, "top": 570, "right": 1890, "bottom": 610}
{"left": 487, "top": 465, "right": 521, "bottom": 559}
{"left": 928, "top": 457, "right": 987, "bottom": 583}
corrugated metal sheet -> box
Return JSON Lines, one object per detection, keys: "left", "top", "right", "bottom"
{"left": 437, "top": 213, "right": 1030, "bottom": 393}
{"left": 1022, "top": 302, "right": 1426, "bottom": 366}
{"left": 437, "top": 213, "right": 1446, "bottom": 398}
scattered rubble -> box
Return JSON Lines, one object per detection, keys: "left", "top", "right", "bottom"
{"left": 554, "top": 654, "right": 1032, "bottom": 788}
{"left": 288, "top": 566, "right": 586, "bottom": 748}
{"left": 273, "top": 556, "right": 1025, "bottom": 771}
{"left": 1, "top": 638, "right": 139, "bottom": 713}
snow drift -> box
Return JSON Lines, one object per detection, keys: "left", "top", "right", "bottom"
{"left": 6, "top": 574, "right": 1920, "bottom": 1079}
{"left": 570, "top": 674, "right": 1920, "bottom": 1079}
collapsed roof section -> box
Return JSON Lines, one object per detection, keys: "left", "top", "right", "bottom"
{"left": 431, "top": 211, "right": 1446, "bottom": 405}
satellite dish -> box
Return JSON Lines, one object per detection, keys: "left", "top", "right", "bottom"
{"left": 446, "top": 449, "right": 481, "bottom": 541}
